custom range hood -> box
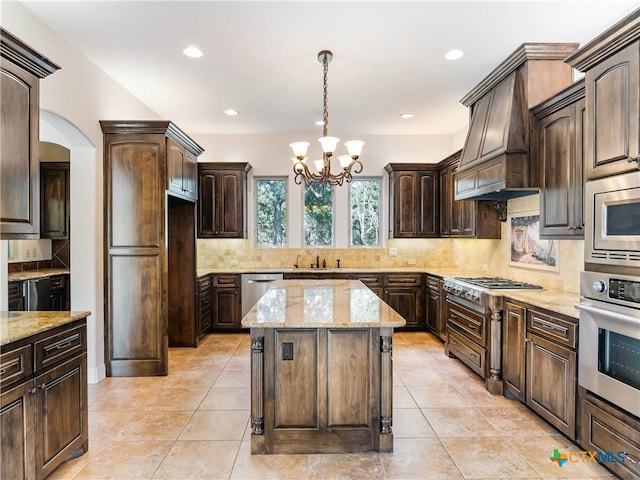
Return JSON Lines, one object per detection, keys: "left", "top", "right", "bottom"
{"left": 454, "top": 43, "right": 579, "bottom": 201}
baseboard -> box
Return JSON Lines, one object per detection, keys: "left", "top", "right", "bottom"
{"left": 88, "top": 363, "right": 106, "bottom": 384}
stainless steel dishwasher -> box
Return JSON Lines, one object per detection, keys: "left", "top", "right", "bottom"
{"left": 241, "top": 273, "right": 283, "bottom": 317}
{"left": 25, "top": 277, "right": 52, "bottom": 310}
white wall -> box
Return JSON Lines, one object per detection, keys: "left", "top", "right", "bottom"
{"left": 2, "top": 2, "right": 162, "bottom": 383}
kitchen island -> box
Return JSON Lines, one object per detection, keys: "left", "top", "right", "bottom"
{"left": 241, "top": 279, "right": 406, "bottom": 454}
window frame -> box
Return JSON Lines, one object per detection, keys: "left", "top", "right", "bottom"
{"left": 348, "top": 176, "right": 382, "bottom": 248}
{"left": 254, "top": 176, "right": 289, "bottom": 248}
{"left": 302, "top": 182, "right": 335, "bottom": 248}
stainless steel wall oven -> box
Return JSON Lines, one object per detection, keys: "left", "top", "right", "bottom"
{"left": 577, "top": 271, "right": 640, "bottom": 417}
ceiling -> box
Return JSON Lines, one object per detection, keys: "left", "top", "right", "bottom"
{"left": 18, "top": 0, "right": 640, "bottom": 137}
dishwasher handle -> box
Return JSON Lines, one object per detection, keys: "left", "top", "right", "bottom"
{"left": 247, "top": 279, "right": 277, "bottom": 284}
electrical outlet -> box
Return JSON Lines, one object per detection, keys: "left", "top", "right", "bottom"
{"left": 407, "top": 258, "right": 416, "bottom": 265}
{"left": 482, "top": 264, "right": 489, "bottom": 272}
{"left": 25, "top": 249, "right": 31, "bottom": 258}
{"left": 230, "top": 259, "right": 239, "bottom": 266}
{"left": 389, "top": 247, "right": 397, "bottom": 257}
{"left": 203, "top": 259, "right": 214, "bottom": 266}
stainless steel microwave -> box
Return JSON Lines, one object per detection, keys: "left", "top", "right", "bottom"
{"left": 585, "top": 171, "right": 640, "bottom": 268}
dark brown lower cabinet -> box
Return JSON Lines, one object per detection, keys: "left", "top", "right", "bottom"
{"left": 384, "top": 274, "right": 423, "bottom": 329}
{"left": 0, "top": 318, "right": 88, "bottom": 480}
{"left": 502, "top": 301, "right": 526, "bottom": 401}
{"left": 49, "top": 275, "right": 69, "bottom": 311}
{"left": 425, "top": 275, "right": 445, "bottom": 341}
{"left": 197, "top": 274, "right": 213, "bottom": 338}
{"left": 212, "top": 274, "right": 242, "bottom": 330}
{"left": 525, "top": 308, "right": 577, "bottom": 439}
{"left": 8, "top": 281, "right": 25, "bottom": 311}
{"left": 578, "top": 386, "right": 640, "bottom": 480}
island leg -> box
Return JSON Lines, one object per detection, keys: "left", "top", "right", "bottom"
{"left": 379, "top": 327, "right": 393, "bottom": 452}
{"left": 250, "top": 329, "right": 266, "bottom": 454}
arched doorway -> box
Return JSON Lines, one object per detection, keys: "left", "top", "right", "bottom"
{"left": 40, "top": 110, "right": 105, "bottom": 383}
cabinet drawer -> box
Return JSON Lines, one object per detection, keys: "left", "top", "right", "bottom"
{"left": 448, "top": 328, "right": 486, "bottom": 378}
{"left": 354, "top": 274, "right": 383, "bottom": 287}
{"left": 34, "top": 325, "right": 86, "bottom": 371}
{"left": 580, "top": 390, "right": 640, "bottom": 479}
{"left": 447, "top": 300, "right": 486, "bottom": 346}
{"left": 50, "top": 275, "right": 66, "bottom": 290}
{"left": 199, "top": 291, "right": 212, "bottom": 309}
{"left": 197, "top": 275, "right": 212, "bottom": 292}
{"left": 0, "top": 344, "right": 33, "bottom": 389}
{"left": 426, "top": 276, "right": 440, "bottom": 290}
{"left": 386, "top": 274, "right": 422, "bottom": 288}
{"left": 8, "top": 281, "right": 23, "bottom": 297}
{"left": 527, "top": 309, "right": 576, "bottom": 348}
{"left": 213, "top": 274, "right": 240, "bottom": 288}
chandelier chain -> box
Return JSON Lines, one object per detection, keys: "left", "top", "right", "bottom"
{"left": 322, "top": 52, "right": 329, "bottom": 137}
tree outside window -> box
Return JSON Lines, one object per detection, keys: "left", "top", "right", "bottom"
{"left": 350, "top": 178, "right": 381, "bottom": 246}
{"left": 304, "top": 182, "right": 333, "bottom": 246}
{"left": 256, "top": 178, "right": 287, "bottom": 246}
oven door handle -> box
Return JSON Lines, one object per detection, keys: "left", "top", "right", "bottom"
{"left": 576, "top": 303, "right": 639, "bottom": 326}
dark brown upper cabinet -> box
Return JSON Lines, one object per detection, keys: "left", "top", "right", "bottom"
{"left": 438, "top": 151, "right": 501, "bottom": 239}
{"left": 40, "top": 162, "right": 70, "bottom": 239}
{"left": 167, "top": 137, "right": 198, "bottom": 201}
{"left": 197, "top": 163, "right": 252, "bottom": 238}
{"left": 385, "top": 164, "right": 439, "bottom": 238}
{"left": 532, "top": 80, "right": 585, "bottom": 239}
{"left": 0, "top": 28, "right": 59, "bottom": 239}
{"left": 455, "top": 43, "right": 578, "bottom": 201}
{"left": 566, "top": 9, "right": 640, "bottom": 180}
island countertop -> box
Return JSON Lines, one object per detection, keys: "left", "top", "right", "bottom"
{"left": 241, "top": 279, "right": 406, "bottom": 328}
{"left": 0, "top": 311, "right": 91, "bottom": 346}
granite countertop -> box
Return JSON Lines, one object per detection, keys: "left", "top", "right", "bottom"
{"left": 0, "top": 311, "right": 91, "bottom": 346}
{"left": 8, "top": 268, "right": 71, "bottom": 282}
{"left": 200, "top": 266, "right": 580, "bottom": 318}
{"left": 241, "top": 279, "right": 406, "bottom": 329}
{"left": 497, "top": 290, "right": 580, "bottom": 319}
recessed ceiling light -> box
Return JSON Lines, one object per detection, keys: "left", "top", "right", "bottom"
{"left": 182, "top": 46, "right": 203, "bottom": 58}
{"left": 444, "top": 49, "right": 464, "bottom": 61}
{"left": 224, "top": 109, "right": 239, "bottom": 116}
{"left": 400, "top": 113, "right": 415, "bottom": 119}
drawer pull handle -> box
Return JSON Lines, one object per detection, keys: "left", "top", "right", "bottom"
{"left": 469, "top": 352, "right": 479, "bottom": 360}
{"left": 44, "top": 333, "right": 80, "bottom": 354}
{"left": 625, "top": 452, "right": 639, "bottom": 464}
{"left": 534, "top": 317, "right": 568, "bottom": 334}
{"left": 0, "top": 369, "right": 5, "bottom": 376}
{"left": 468, "top": 324, "right": 477, "bottom": 330}
{"left": 55, "top": 341, "right": 73, "bottom": 350}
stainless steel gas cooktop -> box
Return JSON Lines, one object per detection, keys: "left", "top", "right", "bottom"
{"left": 454, "top": 277, "right": 543, "bottom": 289}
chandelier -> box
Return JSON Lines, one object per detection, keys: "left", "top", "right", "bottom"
{"left": 289, "top": 50, "right": 364, "bottom": 186}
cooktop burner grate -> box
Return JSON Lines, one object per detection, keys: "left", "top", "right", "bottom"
{"left": 455, "top": 277, "right": 543, "bottom": 289}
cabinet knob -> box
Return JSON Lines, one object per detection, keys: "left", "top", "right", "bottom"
{"left": 39, "top": 383, "right": 47, "bottom": 390}
{"left": 30, "top": 387, "right": 37, "bottom": 394}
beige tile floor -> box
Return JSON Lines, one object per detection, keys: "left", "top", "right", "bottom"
{"left": 49, "top": 332, "right": 614, "bottom": 480}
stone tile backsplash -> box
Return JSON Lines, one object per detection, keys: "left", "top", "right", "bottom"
{"left": 197, "top": 195, "right": 583, "bottom": 294}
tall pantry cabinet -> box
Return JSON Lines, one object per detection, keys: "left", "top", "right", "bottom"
{"left": 101, "top": 121, "right": 204, "bottom": 376}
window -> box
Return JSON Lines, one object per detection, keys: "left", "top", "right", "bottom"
{"left": 350, "top": 178, "right": 381, "bottom": 246}
{"left": 304, "top": 182, "right": 333, "bottom": 246}
{"left": 256, "top": 178, "right": 287, "bottom": 246}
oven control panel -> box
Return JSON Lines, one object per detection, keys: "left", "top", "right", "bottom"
{"left": 581, "top": 271, "right": 640, "bottom": 307}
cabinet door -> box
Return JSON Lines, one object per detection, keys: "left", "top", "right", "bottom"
{"left": 8, "top": 281, "right": 25, "bottom": 312}
{"left": 526, "top": 333, "right": 576, "bottom": 438}
{"left": 40, "top": 164, "right": 70, "bottom": 239}
{"left": 503, "top": 302, "right": 526, "bottom": 401}
{"left": 426, "top": 287, "right": 439, "bottom": 334}
{"left": 167, "top": 139, "right": 185, "bottom": 196}
{"left": 417, "top": 171, "right": 438, "bottom": 237}
{"left": 35, "top": 354, "right": 88, "bottom": 480}
{"left": 184, "top": 150, "right": 198, "bottom": 200}
{"left": 439, "top": 167, "right": 451, "bottom": 236}
{"left": 219, "top": 171, "right": 244, "bottom": 237}
{"left": 0, "top": 380, "right": 35, "bottom": 480}
{"left": 452, "top": 197, "right": 476, "bottom": 237}
{"left": 213, "top": 288, "right": 241, "bottom": 329}
{"left": 0, "top": 60, "right": 40, "bottom": 239}
{"left": 385, "top": 288, "right": 421, "bottom": 328}
{"left": 391, "top": 171, "right": 417, "bottom": 237}
{"left": 585, "top": 41, "right": 640, "bottom": 179}
{"left": 197, "top": 170, "right": 218, "bottom": 237}
{"left": 538, "top": 101, "right": 584, "bottom": 238}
